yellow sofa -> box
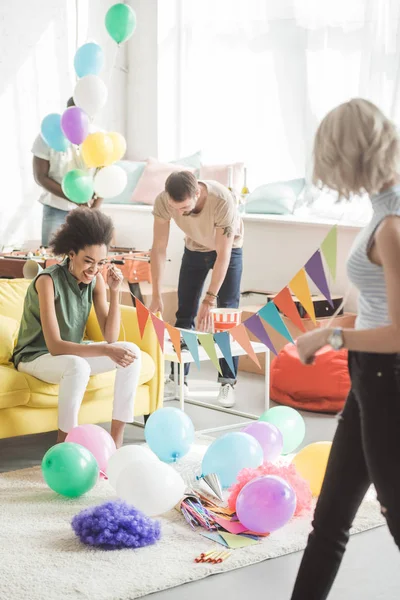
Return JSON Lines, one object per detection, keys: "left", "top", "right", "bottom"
{"left": 0, "top": 278, "right": 164, "bottom": 439}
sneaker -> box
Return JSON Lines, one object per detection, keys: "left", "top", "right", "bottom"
{"left": 164, "top": 378, "right": 190, "bottom": 400}
{"left": 217, "top": 383, "right": 236, "bottom": 408}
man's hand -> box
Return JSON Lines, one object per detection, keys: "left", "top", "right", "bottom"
{"left": 150, "top": 296, "right": 164, "bottom": 315}
{"left": 197, "top": 300, "right": 214, "bottom": 332}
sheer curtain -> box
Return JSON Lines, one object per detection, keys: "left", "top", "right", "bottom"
{"left": 157, "top": 0, "right": 400, "bottom": 189}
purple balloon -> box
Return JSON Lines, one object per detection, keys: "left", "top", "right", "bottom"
{"left": 242, "top": 421, "right": 283, "bottom": 462}
{"left": 236, "top": 475, "right": 296, "bottom": 533}
{"left": 61, "top": 107, "right": 89, "bottom": 145}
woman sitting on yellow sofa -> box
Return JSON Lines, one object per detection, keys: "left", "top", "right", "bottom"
{"left": 12, "top": 208, "right": 141, "bottom": 448}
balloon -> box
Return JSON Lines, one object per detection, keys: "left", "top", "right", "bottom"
{"left": 65, "top": 424, "right": 116, "bottom": 474}
{"left": 40, "top": 113, "right": 69, "bottom": 152}
{"left": 107, "top": 444, "right": 159, "bottom": 491}
{"left": 144, "top": 407, "right": 195, "bottom": 463}
{"left": 74, "top": 42, "right": 104, "bottom": 78}
{"left": 94, "top": 165, "right": 127, "bottom": 198}
{"left": 81, "top": 132, "right": 114, "bottom": 168}
{"left": 105, "top": 3, "right": 137, "bottom": 44}
{"left": 107, "top": 132, "right": 127, "bottom": 163}
{"left": 202, "top": 432, "right": 263, "bottom": 489}
{"left": 236, "top": 475, "right": 296, "bottom": 533}
{"left": 41, "top": 442, "right": 99, "bottom": 497}
{"left": 116, "top": 460, "right": 186, "bottom": 516}
{"left": 73, "top": 75, "right": 108, "bottom": 117}
{"left": 60, "top": 107, "right": 89, "bottom": 145}
{"left": 242, "top": 421, "right": 283, "bottom": 462}
{"left": 260, "top": 406, "right": 305, "bottom": 454}
{"left": 62, "top": 169, "right": 94, "bottom": 204}
{"left": 292, "top": 441, "right": 332, "bottom": 496}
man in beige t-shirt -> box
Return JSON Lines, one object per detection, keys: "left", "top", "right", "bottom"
{"left": 150, "top": 171, "right": 243, "bottom": 408}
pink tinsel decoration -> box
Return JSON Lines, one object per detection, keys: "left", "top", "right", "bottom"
{"left": 228, "top": 462, "right": 313, "bottom": 516}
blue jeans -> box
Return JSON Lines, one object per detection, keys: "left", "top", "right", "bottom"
{"left": 171, "top": 247, "right": 243, "bottom": 384}
{"left": 41, "top": 205, "right": 69, "bottom": 246}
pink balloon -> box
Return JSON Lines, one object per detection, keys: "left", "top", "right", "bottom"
{"left": 242, "top": 421, "right": 283, "bottom": 462}
{"left": 61, "top": 106, "right": 89, "bottom": 145}
{"left": 236, "top": 475, "right": 296, "bottom": 533}
{"left": 66, "top": 424, "right": 116, "bottom": 475}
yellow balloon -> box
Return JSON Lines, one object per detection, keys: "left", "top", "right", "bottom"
{"left": 81, "top": 132, "right": 113, "bottom": 168}
{"left": 106, "top": 132, "right": 127, "bottom": 164}
{"left": 292, "top": 442, "right": 332, "bottom": 496}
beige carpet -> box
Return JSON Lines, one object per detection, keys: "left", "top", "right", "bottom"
{"left": 0, "top": 439, "right": 384, "bottom": 600}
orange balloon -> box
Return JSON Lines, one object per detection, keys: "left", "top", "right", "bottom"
{"left": 106, "top": 132, "right": 127, "bottom": 164}
{"left": 81, "top": 132, "right": 113, "bottom": 168}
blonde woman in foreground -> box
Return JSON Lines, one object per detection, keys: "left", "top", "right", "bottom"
{"left": 291, "top": 99, "right": 400, "bottom": 599}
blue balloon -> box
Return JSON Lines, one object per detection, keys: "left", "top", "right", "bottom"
{"left": 41, "top": 113, "right": 69, "bottom": 152}
{"left": 202, "top": 432, "right": 263, "bottom": 489}
{"left": 74, "top": 43, "right": 104, "bottom": 78}
{"left": 144, "top": 407, "right": 195, "bottom": 463}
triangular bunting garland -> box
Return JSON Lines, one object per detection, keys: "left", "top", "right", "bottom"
{"left": 230, "top": 324, "right": 261, "bottom": 369}
{"left": 258, "top": 302, "right": 294, "bottom": 343}
{"left": 135, "top": 297, "right": 150, "bottom": 339}
{"left": 320, "top": 225, "right": 337, "bottom": 281}
{"left": 289, "top": 269, "right": 316, "bottom": 324}
{"left": 181, "top": 329, "right": 201, "bottom": 369}
{"left": 305, "top": 250, "right": 333, "bottom": 307}
{"left": 273, "top": 287, "right": 306, "bottom": 332}
{"left": 165, "top": 322, "right": 182, "bottom": 363}
{"left": 213, "top": 332, "right": 236, "bottom": 378}
{"left": 244, "top": 314, "right": 278, "bottom": 354}
{"left": 198, "top": 334, "right": 222, "bottom": 375}
{"left": 150, "top": 313, "right": 165, "bottom": 352}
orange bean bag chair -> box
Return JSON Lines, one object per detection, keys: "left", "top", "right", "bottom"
{"left": 270, "top": 343, "right": 350, "bottom": 414}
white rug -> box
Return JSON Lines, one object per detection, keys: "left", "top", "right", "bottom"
{"left": 0, "top": 438, "right": 384, "bottom": 600}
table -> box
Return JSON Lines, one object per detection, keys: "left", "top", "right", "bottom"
{"left": 0, "top": 254, "right": 58, "bottom": 278}
{"left": 164, "top": 339, "right": 270, "bottom": 433}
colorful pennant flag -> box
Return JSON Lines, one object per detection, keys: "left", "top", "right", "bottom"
{"left": 230, "top": 324, "right": 261, "bottom": 368}
{"left": 273, "top": 287, "right": 306, "bottom": 332}
{"left": 321, "top": 225, "right": 337, "bottom": 281}
{"left": 244, "top": 314, "right": 278, "bottom": 354}
{"left": 165, "top": 322, "right": 182, "bottom": 363}
{"left": 289, "top": 269, "right": 316, "bottom": 324}
{"left": 150, "top": 313, "right": 165, "bottom": 352}
{"left": 198, "top": 334, "right": 222, "bottom": 374}
{"left": 181, "top": 329, "right": 201, "bottom": 369}
{"left": 305, "top": 250, "right": 333, "bottom": 307}
{"left": 214, "top": 332, "right": 236, "bottom": 378}
{"left": 135, "top": 297, "right": 150, "bottom": 339}
{"left": 258, "top": 302, "right": 294, "bottom": 343}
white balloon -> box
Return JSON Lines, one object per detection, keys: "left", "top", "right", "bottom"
{"left": 116, "top": 460, "right": 186, "bottom": 516}
{"left": 94, "top": 165, "right": 128, "bottom": 198}
{"left": 107, "top": 445, "right": 159, "bottom": 491}
{"left": 73, "top": 74, "right": 108, "bottom": 117}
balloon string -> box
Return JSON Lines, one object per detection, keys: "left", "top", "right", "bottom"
{"left": 107, "top": 43, "right": 121, "bottom": 89}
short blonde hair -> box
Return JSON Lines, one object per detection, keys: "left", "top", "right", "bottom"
{"left": 313, "top": 98, "right": 400, "bottom": 198}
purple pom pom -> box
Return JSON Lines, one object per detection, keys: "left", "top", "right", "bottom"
{"left": 72, "top": 501, "right": 161, "bottom": 549}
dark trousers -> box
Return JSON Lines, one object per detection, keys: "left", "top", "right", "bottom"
{"left": 171, "top": 246, "right": 243, "bottom": 384}
{"left": 291, "top": 351, "right": 400, "bottom": 600}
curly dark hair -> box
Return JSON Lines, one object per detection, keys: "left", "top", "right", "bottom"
{"left": 49, "top": 208, "right": 114, "bottom": 255}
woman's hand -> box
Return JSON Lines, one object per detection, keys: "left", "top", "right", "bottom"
{"left": 106, "top": 265, "right": 123, "bottom": 292}
{"left": 296, "top": 327, "right": 331, "bottom": 364}
{"left": 197, "top": 300, "right": 214, "bottom": 332}
{"left": 104, "top": 344, "right": 137, "bottom": 367}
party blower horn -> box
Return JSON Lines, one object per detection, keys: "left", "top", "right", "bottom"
{"left": 197, "top": 473, "right": 224, "bottom": 501}
{"left": 23, "top": 260, "right": 43, "bottom": 279}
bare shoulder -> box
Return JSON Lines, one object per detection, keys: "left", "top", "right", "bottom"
{"left": 375, "top": 215, "right": 400, "bottom": 246}
{"left": 35, "top": 273, "right": 54, "bottom": 294}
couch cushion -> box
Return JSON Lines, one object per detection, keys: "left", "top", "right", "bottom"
{"left": 0, "top": 365, "right": 30, "bottom": 409}
{"left": 25, "top": 350, "right": 156, "bottom": 408}
{"left": 0, "top": 279, "right": 30, "bottom": 321}
{"left": 0, "top": 315, "right": 19, "bottom": 364}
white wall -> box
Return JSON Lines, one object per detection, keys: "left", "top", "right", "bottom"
{"left": 0, "top": 0, "right": 127, "bottom": 248}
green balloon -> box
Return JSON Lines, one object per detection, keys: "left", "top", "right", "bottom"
{"left": 62, "top": 169, "right": 94, "bottom": 204}
{"left": 259, "top": 406, "right": 305, "bottom": 455}
{"left": 42, "top": 442, "right": 99, "bottom": 498}
{"left": 105, "top": 3, "right": 136, "bottom": 44}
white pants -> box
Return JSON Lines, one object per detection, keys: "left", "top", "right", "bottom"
{"left": 18, "top": 342, "right": 142, "bottom": 432}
